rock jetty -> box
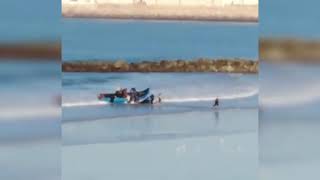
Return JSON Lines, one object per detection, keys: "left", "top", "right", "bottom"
{"left": 260, "top": 38, "right": 320, "bottom": 64}
{"left": 63, "top": 59, "right": 258, "bottom": 73}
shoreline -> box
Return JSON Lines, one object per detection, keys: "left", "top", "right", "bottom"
{"left": 64, "top": 15, "right": 258, "bottom": 23}
{"left": 62, "top": 59, "right": 259, "bottom": 74}
{"left": 62, "top": 4, "right": 258, "bottom": 23}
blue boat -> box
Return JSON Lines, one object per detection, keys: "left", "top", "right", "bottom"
{"left": 98, "top": 88, "right": 155, "bottom": 104}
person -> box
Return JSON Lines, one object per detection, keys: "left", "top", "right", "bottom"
{"left": 115, "top": 87, "right": 122, "bottom": 97}
{"left": 150, "top": 94, "right": 155, "bottom": 104}
{"left": 115, "top": 88, "right": 128, "bottom": 98}
{"left": 157, "top": 94, "right": 162, "bottom": 104}
{"left": 129, "top": 88, "right": 138, "bottom": 103}
{"left": 121, "top": 88, "right": 128, "bottom": 98}
{"left": 213, "top": 97, "right": 219, "bottom": 107}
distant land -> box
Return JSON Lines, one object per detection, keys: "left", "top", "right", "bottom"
{"left": 62, "top": 0, "right": 258, "bottom": 22}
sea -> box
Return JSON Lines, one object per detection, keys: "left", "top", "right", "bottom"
{"left": 1, "top": 0, "right": 320, "bottom": 179}
{"left": 62, "top": 72, "right": 258, "bottom": 180}
{"left": 259, "top": 62, "right": 320, "bottom": 180}
{"left": 60, "top": 4, "right": 260, "bottom": 179}
{"left": 0, "top": 61, "right": 60, "bottom": 180}
{"left": 62, "top": 18, "right": 258, "bottom": 61}
{"left": 259, "top": 0, "right": 320, "bottom": 179}
{"left": 0, "top": 0, "right": 60, "bottom": 180}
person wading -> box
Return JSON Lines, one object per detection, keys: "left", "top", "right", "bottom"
{"left": 129, "top": 88, "right": 138, "bottom": 103}
{"left": 213, "top": 97, "right": 219, "bottom": 108}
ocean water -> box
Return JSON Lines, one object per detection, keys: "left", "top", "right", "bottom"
{"left": 260, "top": 0, "right": 320, "bottom": 178}
{"left": 0, "top": 0, "right": 59, "bottom": 42}
{"left": 260, "top": 0, "right": 320, "bottom": 38}
{"left": 260, "top": 1, "right": 320, "bottom": 178}
{"left": 63, "top": 110, "right": 258, "bottom": 180}
{"left": 62, "top": 72, "right": 258, "bottom": 179}
{"left": 63, "top": 73, "right": 258, "bottom": 110}
{"left": 62, "top": 19, "right": 258, "bottom": 61}
{"left": 0, "top": 61, "right": 60, "bottom": 180}
{"left": 0, "top": 0, "right": 60, "bottom": 179}
{"left": 259, "top": 62, "right": 320, "bottom": 180}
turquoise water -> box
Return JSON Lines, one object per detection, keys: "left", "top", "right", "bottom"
{"left": 63, "top": 19, "right": 258, "bottom": 61}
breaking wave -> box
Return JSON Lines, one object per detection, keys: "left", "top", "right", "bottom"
{"left": 62, "top": 88, "right": 258, "bottom": 107}
{"left": 261, "top": 83, "right": 320, "bottom": 107}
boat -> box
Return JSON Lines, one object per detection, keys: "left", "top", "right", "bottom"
{"left": 98, "top": 88, "right": 155, "bottom": 104}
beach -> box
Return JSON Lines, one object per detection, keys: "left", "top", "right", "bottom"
{"left": 62, "top": 4, "right": 258, "bottom": 22}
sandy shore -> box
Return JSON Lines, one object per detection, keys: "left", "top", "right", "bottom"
{"left": 62, "top": 4, "right": 258, "bottom": 22}
{"left": 63, "top": 59, "right": 258, "bottom": 73}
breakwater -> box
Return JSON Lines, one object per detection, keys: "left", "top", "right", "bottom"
{"left": 62, "top": 59, "right": 258, "bottom": 73}
{"left": 260, "top": 38, "right": 320, "bottom": 64}
{"left": 0, "top": 42, "right": 60, "bottom": 60}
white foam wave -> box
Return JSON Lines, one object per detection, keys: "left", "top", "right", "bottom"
{"left": 0, "top": 107, "right": 60, "bottom": 120}
{"left": 163, "top": 89, "right": 258, "bottom": 103}
{"left": 261, "top": 84, "right": 320, "bottom": 107}
{"left": 62, "top": 89, "right": 258, "bottom": 107}
{"left": 62, "top": 101, "right": 108, "bottom": 107}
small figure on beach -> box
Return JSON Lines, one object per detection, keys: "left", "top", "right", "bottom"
{"left": 213, "top": 97, "right": 219, "bottom": 108}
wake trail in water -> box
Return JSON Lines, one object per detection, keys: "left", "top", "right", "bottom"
{"left": 62, "top": 101, "right": 108, "bottom": 107}
{"left": 164, "top": 89, "right": 258, "bottom": 103}
{"left": 62, "top": 89, "right": 258, "bottom": 107}
{"left": 261, "top": 81, "right": 320, "bottom": 107}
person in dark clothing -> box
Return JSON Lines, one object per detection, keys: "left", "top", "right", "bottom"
{"left": 129, "top": 88, "right": 138, "bottom": 103}
{"left": 150, "top": 94, "right": 154, "bottom": 104}
{"left": 115, "top": 88, "right": 127, "bottom": 98}
{"left": 213, "top": 97, "right": 219, "bottom": 107}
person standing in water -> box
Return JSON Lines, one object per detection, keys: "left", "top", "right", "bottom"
{"left": 129, "top": 88, "right": 138, "bottom": 103}
{"left": 213, "top": 97, "right": 219, "bottom": 108}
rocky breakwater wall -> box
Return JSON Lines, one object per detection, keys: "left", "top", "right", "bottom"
{"left": 260, "top": 38, "right": 320, "bottom": 64}
{"left": 62, "top": 59, "right": 259, "bottom": 73}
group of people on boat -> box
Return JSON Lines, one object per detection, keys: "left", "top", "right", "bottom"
{"left": 114, "top": 88, "right": 139, "bottom": 103}
{"left": 99, "top": 87, "right": 219, "bottom": 107}
{"left": 115, "top": 88, "right": 219, "bottom": 107}
{"left": 98, "top": 87, "right": 158, "bottom": 104}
